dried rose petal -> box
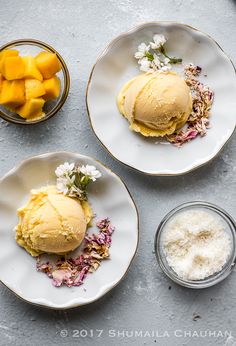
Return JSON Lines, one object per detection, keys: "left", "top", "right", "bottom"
{"left": 166, "top": 64, "right": 214, "bottom": 146}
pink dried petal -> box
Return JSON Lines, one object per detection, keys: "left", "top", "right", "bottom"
{"left": 52, "top": 269, "right": 72, "bottom": 287}
{"left": 167, "top": 64, "right": 213, "bottom": 147}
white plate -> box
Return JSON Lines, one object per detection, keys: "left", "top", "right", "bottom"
{"left": 86, "top": 22, "right": 236, "bottom": 176}
{"left": 0, "top": 152, "right": 139, "bottom": 309}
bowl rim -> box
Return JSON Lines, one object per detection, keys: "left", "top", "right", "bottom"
{"left": 154, "top": 201, "right": 236, "bottom": 289}
{"left": 0, "top": 39, "right": 70, "bottom": 125}
{"left": 0, "top": 151, "right": 139, "bottom": 309}
{"left": 86, "top": 21, "right": 236, "bottom": 176}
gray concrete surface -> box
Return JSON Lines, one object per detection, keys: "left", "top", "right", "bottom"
{"left": 0, "top": 0, "right": 236, "bottom": 345}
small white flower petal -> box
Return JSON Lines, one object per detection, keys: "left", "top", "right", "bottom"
{"left": 140, "top": 65, "right": 149, "bottom": 72}
{"left": 163, "top": 57, "right": 170, "bottom": 64}
{"left": 150, "top": 34, "right": 166, "bottom": 49}
{"left": 138, "top": 42, "right": 150, "bottom": 53}
{"left": 150, "top": 42, "right": 158, "bottom": 50}
{"left": 55, "top": 166, "right": 64, "bottom": 177}
{"left": 138, "top": 57, "right": 152, "bottom": 72}
{"left": 153, "top": 53, "right": 161, "bottom": 68}
{"left": 134, "top": 51, "right": 145, "bottom": 59}
{"left": 55, "top": 162, "right": 75, "bottom": 177}
{"left": 135, "top": 43, "right": 150, "bottom": 59}
{"left": 161, "top": 65, "right": 171, "bottom": 72}
{"left": 80, "top": 165, "right": 101, "bottom": 181}
{"left": 56, "top": 177, "right": 69, "bottom": 194}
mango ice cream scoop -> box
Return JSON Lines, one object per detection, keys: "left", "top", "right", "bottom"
{"left": 117, "top": 71, "right": 192, "bottom": 137}
{"left": 16, "top": 186, "right": 92, "bottom": 256}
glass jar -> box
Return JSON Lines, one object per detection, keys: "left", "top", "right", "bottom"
{"left": 0, "top": 39, "right": 70, "bottom": 124}
{"left": 155, "top": 201, "right": 236, "bottom": 288}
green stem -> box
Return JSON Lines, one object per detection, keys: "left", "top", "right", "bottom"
{"left": 80, "top": 175, "right": 91, "bottom": 188}
{"left": 145, "top": 51, "right": 154, "bottom": 61}
{"left": 159, "top": 45, "right": 182, "bottom": 64}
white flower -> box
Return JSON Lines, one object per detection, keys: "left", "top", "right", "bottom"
{"left": 80, "top": 165, "right": 101, "bottom": 182}
{"left": 160, "top": 66, "right": 170, "bottom": 72}
{"left": 55, "top": 162, "right": 101, "bottom": 199}
{"left": 152, "top": 53, "right": 161, "bottom": 69}
{"left": 56, "top": 175, "right": 76, "bottom": 195}
{"left": 138, "top": 57, "right": 152, "bottom": 72}
{"left": 56, "top": 177, "right": 69, "bottom": 194}
{"left": 134, "top": 43, "right": 150, "bottom": 59}
{"left": 161, "top": 65, "right": 171, "bottom": 72}
{"left": 160, "top": 57, "right": 171, "bottom": 72}
{"left": 55, "top": 162, "right": 75, "bottom": 177}
{"left": 150, "top": 34, "right": 166, "bottom": 49}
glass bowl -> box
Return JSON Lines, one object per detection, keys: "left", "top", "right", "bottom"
{"left": 0, "top": 39, "right": 70, "bottom": 125}
{"left": 155, "top": 201, "right": 236, "bottom": 289}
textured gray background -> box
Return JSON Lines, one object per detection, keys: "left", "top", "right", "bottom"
{"left": 0, "top": 0, "right": 236, "bottom": 345}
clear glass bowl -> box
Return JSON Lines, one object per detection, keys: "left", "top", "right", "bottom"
{"left": 155, "top": 201, "right": 236, "bottom": 289}
{"left": 0, "top": 39, "right": 70, "bottom": 125}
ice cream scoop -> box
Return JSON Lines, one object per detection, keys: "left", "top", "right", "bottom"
{"left": 16, "top": 186, "right": 92, "bottom": 256}
{"left": 117, "top": 71, "right": 192, "bottom": 137}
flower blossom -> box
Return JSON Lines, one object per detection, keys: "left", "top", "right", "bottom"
{"left": 56, "top": 175, "right": 76, "bottom": 195}
{"left": 134, "top": 43, "right": 150, "bottom": 59}
{"left": 138, "top": 57, "right": 152, "bottom": 72}
{"left": 150, "top": 34, "right": 166, "bottom": 49}
{"left": 55, "top": 162, "right": 75, "bottom": 178}
{"left": 159, "top": 57, "right": 171, "bottom": 72}
{"left": 80, "top": 165, "right": 102, "bottom": 182}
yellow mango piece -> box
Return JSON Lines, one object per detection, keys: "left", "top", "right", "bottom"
{"left": 43, "top": 76, "right": 61, "bottom": 100}
{"left": 0, "top": 80, "right": 25, "bottom": 108}
{"left": 17, "top": 98, "right": 45, "bottom": 120}
{"left": 0, "top": 49, "right": 19, "bottom": 60}
{"left": 25, "top": 79, "right": 45, "bottom": 100}
{"left": 1, "top": 56, "right": 25, "bottom": 80}
{"left": 22, "top": 56, "right": 43, "bottom": 81}
{"left": 0, "top": 50, "right": 19, "bottom": 73}
{"left": 35, "top": 52, "right": 61, "bottom": 79}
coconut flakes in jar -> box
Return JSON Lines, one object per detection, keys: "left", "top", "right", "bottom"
{"left": 162, "top": 209, "right": 231, "bottom": 281}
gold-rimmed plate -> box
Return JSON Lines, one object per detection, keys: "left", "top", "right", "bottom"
{"left": 0, "top": 152, "right": 139, "bottom": 309}
{"left": 86, "top": 22, "right": 236, "bottom": 176}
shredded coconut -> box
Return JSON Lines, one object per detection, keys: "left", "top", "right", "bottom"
{"left": 163, "top": 209, "right": 231, "bottom": 280}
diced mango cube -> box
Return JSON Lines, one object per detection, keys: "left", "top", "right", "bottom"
{"left": 17, "top": 98, "right": 45, "bottom": 120}
{"left": 43, "top": 76, "right": 61, "bottom": 100}
{"left": 0, "top": 50, "right": 19, "bottom": 73}
{"left": 25, "top": 79, "right": 45, "bottom": 100}
{"left": 1, "top": 56, "right": 25, "bottom": 80}
{"left": 0, "top": 49, "right": 19, "bottom": 60}
{"left": 35, "top": 52, "right": 61, "bottom": 79}
{"left": 0, "top": 80, "right": 25, "bottom": 108}
{"left": 22, "top": 56, "right": 43, "bottom": 81}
